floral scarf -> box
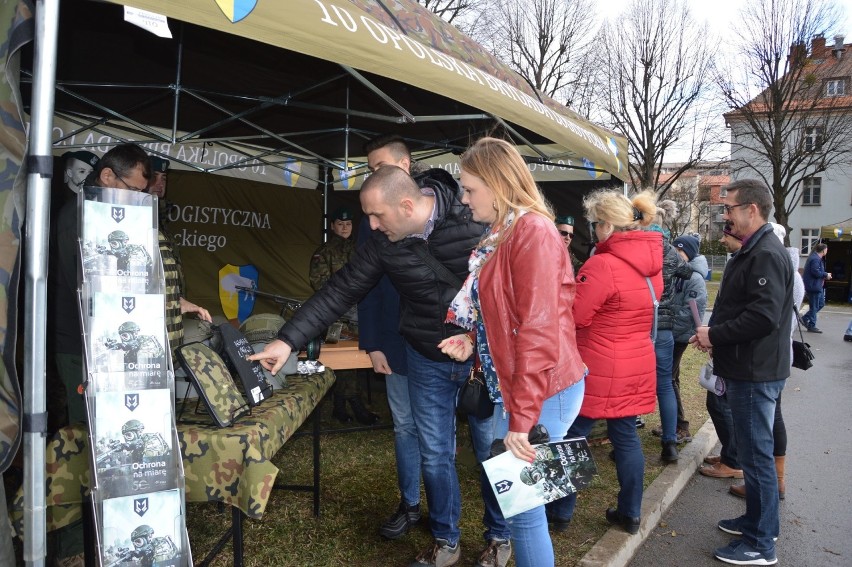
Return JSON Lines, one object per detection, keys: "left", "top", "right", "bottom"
{"left": 446, "top": 210, "right": 524, "bottom": 329}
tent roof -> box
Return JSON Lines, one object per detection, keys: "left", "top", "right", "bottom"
{"left": 821, "top": 219, "right": 852, "bottom": 241}
{"left": 32, "top": 0, "right": 626, "bottom": 181}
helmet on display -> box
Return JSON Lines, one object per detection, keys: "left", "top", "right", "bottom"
{"left": 520, "top": 466, "right": 543, "bottom": 486}
{"left": 131, "top": 524, "right": 154, "bottom": 541}
{"left": 122, "top": 419, "right": 144, "bottom": 435}
{"left": 119, "top": 321, "right": 141, "bottom": 335}
{"left": 107, "top": 230, "right": 129, "bottom": 243}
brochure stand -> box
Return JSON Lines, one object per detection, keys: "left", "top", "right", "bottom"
{"left": 77, "top": 186, "right": 191, "bottom": 566}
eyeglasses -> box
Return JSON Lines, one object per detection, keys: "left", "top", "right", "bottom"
{"left": 114, "top": 173, "right": 147, "bottom": 192}
{"left": 723, "top": 203, "right": 752, "bottom": 214}
{"left": 558, "top": 230, "right": 573, "bottom": 239}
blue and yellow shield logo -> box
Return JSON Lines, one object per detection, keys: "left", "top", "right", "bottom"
{"left": 215, "top": 0, "right": 258, "bottom": 23}
{"left": 219, "top": 264, "right": 259, "bottom": 322}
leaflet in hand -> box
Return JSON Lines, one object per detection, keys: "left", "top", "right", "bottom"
{"left": 482, "top": 437, "right": 597, "bottom": 518}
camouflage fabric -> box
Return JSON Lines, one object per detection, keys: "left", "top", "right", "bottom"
{"left": 308, "top": 233, "right": 354, "bottom": 291}
{"left": 176, "top": 343, "right": 249, "bottom": 427}
{"left": 159, "top": 230, "right": 185, "bottom": 352}
{"left": 9, "top": 369, "right": 335, "bottom": 535}
{"left": 0, "top": 0, "right": 30, "bottom": 473}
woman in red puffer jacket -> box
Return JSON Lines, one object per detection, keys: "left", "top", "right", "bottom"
{"left": 545, "top": 188, "right": 663, "bottom": 535}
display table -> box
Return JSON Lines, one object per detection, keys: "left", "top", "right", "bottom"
{"left": 9, "top": 370, "right": 335, "bottom": 564}
{"left": 317, "top": 339, "right": 372, "bottom": 370}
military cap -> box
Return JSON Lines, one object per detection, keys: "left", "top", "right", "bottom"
{"left": 62, "top": 150, "right": 100, "bottom": 169}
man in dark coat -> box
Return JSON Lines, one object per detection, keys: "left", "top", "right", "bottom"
{"left": 692, "top": 179, "right": 793, "bottom": 566}
{"left": 249, "top": 165, "right": 507, "bottom": 567}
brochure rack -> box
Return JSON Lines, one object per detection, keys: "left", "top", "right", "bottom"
{"left": 77, "top": 186, "right": 191, "bottom": 566}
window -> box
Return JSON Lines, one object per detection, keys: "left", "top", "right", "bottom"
{"left": 802, "top": 177, "right": 821, "bottom": 205}
{"left": 804, "top": 126, "right": 824, "bottom": 152}
{"left": 826, "top": 79, "right": 845, "bottom": 96}
{"left": 800, "top": 229, "right": 820, "bottom": 255}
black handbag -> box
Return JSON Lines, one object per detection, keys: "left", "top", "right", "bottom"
{"left": 792, "top": 308, "right": 815, "bottom": 371}
{"left": 457, "top": 353, "right": 494, "bottom": 419}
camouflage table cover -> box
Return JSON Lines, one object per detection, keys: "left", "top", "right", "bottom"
{"left": 9, "top": 370, "right": 334, "bottom": 535}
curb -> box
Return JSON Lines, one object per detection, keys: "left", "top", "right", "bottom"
{"left": 576, "top": 418, "right": 719, "bottom": 567}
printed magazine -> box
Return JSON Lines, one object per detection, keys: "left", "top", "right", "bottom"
{"left": 482, "top": 437, "right": 597, "bottom": 518}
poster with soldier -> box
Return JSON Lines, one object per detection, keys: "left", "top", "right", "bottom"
{"left": 81, "top": 189, "right": 157, "bottom": 290}
{"left": 94, "top": 389, "right": 176, "bottom": 498}
{"left": 101, "top": 489, "right": 185, "bottom": 567}
{"left": 482, "top": 438, "right": 597, "bottom": 518}
{"left": 88, "top": 292, "right": 167, "bottom": 376}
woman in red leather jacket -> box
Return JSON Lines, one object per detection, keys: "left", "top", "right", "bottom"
{"left": 442, "top": 137, "right": 585, "bottom": 567}
{"left": 545, "top": 188, "right": 663, "bottom": 535}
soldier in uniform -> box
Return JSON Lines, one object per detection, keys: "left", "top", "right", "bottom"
{"left": 98, "top": 419, "right": 170, "bottom": 472}
{"left": 115, "top": 524, "right": 178, "bottom": 567}
{"left": 98, "top": 230, "right": 153, "bottom": 272}
{"left": 145, "top": 156, "right": 211, "bottom": 352}
{"left": 309, "top": 206, "right": 378, "bottom": 425}
{"left": 105, "top": 321, "right": 165, "bottom": 367}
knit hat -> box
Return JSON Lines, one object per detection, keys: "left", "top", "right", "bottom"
{"left": 673, "top": 235, "right": 700, "bottom": 261}
{"left": 331, "top": 206, "right": 353, "bottom": 222}
{"left": 768, "top": 222, "right": 786, "bottom": 244}
{"left": 149, "top": 156, "right": 170, "bottom": 173}
{"left": 63, "top": 150, "right": 99, "bottom": 169}
{"left": 554, "top": 215, "right": 574, "bottom": 226}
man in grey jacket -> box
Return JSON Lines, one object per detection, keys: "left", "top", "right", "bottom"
{"left": 692, "top": 179, "right": 793, "bottom": 566}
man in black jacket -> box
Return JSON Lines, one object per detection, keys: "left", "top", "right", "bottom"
{"left": 692, "top": 179, "right": 792, "bottom": 566}
{"left": 250, "top": 165, "right": 501, "bottom": 567}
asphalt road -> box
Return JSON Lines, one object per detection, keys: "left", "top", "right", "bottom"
{"left": 628, "top": 309, "right": 852, "bottom": 567}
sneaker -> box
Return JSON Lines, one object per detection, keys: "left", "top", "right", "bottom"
{"left": 410, "top": 539, "right": 460, "bottom": 567}
{"left": 635, "top": 416, "right": 646, "bottom": 428}
{"left": 379, "top": 501, "right": 420, "bottom": 539}
{"left": 474, "top": 538, "right": 511, "bottom": 567}
{"left": 807, "top": 326, "right": 823, "bottom": 333}
{"left": 718, "top": 518, "right": 777, "bottom": 541}
{"left": 845, "top": 332, "right": 852, "bottom": 342}
{"left": 714, "top": 539, "right": 777, "bottom": 565}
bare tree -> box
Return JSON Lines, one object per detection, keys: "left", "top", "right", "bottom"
{"left": 597, "top": 0, "right": 719, "bottom": 194}
{"left": 415, "top": 0, "right": 488, "bottom": 37}
{"left": 717, "top": 0, "right": 852, "bottom": 242}
{"left": 467, "top": 0, "right": 598, "bottom": 114}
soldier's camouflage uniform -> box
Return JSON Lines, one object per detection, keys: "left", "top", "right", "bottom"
{"left": 308, "top": 233, "right": 359, "bottom": 396}
{"left": 106, "top": 243, "right": 153, "bottom": 272}
{"left": 121, "top": 335, "right": 165, "bottom": 366}
{"left": 158, "top": 230, "right": 185, "bottom": 352}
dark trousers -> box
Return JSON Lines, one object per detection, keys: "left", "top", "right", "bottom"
{"left": 706, "top": 390, "right": 738, "bottom": 469}
{"left": 671, "top": 341, "right": 689, "bottom": 431}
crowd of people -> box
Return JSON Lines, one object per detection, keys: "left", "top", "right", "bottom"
{"left": 47, "top": 136, "right": 820, "bottom": 567}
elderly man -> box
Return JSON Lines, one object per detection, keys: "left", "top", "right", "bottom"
{"left": 691, "top": 179, "right": 793, "bottom": 566}
{"left": 250, "top": 164, "right": 494, "bottom": 567}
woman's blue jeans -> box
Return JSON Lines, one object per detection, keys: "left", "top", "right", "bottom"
{"left": 486, "top": 379, "right": 585, "bottom": 567}
{"left": 654, "top": 330, "right": 677, "bottom": 442}
{"left": 548, "top": 414, "right": 645, "bottom": 520}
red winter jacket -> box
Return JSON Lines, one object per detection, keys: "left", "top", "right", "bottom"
{"left": 478, "top": 213, "right": 586, "bottom": 432}
{"left": 573, "top": 230, "right": 663, "bottom": 419}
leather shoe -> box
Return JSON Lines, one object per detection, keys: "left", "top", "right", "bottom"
{"left": 704, "top": 455, "right": 721, "bottom": 465}
{"left": 729, "top": 483, "right": 746, "bottom": 498}
{"left": 605, "top": 507, "right": 640, "bottom": 534}
{"left": 699, "top": 462, "right": 743, "bottom": 479}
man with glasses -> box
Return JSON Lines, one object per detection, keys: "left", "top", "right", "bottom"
{"left": 49, "top": 143, "right": 153, "bottom": 567}
{"left": 555, "top": 214, "right": 582, "bottom": 274}
{"left": 691, "top": 179, "right": 793, "bottom": 566}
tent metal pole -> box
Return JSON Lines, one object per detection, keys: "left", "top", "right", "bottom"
{"left": 171, "top": 22, "right": 185, "bottom": 144}
{"left": 23, "top": 1, "right": 60, "bottom": 566}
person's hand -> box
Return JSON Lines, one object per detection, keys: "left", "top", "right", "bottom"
{"left": 437, "top": 334, "right": 473, "bottom": 362}
{"left": 368, "top": 351, "right": 392, "bottom": 374}
{"left": 179, "top": 297, "right": 212, "bottom": 322}
{"left": 246, "top": 339, "right": 293, "bottom": 375}
{"left": 826, "top": 273, "right": 832, "bottom": 280}
{"left": 689, "top": 326, "right": 712, "bottom": 352}
{"left": 505, "top": 430, "right": 536, "bottom": 463}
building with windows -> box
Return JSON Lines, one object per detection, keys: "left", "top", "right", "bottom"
{"left": 725, "top": 35, "right": 852, "bottom": 302}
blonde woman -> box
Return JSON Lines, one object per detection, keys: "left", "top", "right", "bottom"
{"left": 545, "top": 189, "right": 662, "bottom": 534}
{"left": 441, "top": 137, "right": 585, "bottom": 567}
